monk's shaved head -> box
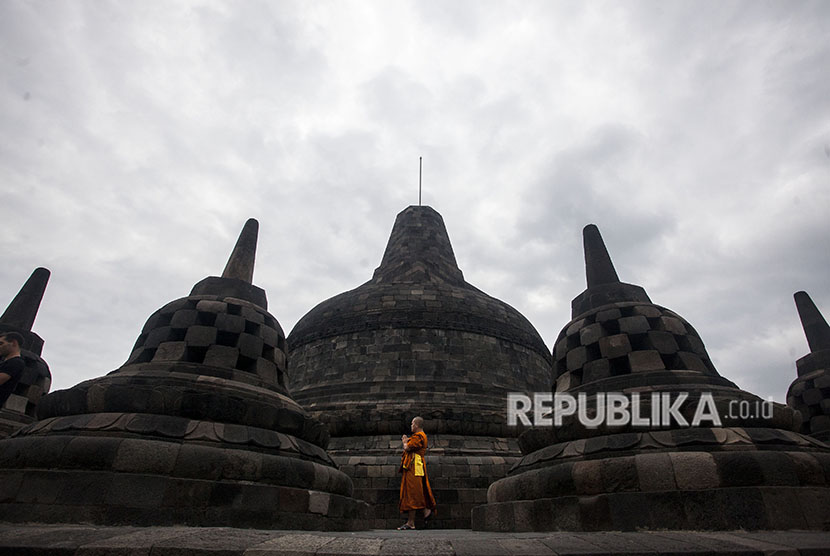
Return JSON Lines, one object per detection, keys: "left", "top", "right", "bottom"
{"left": 412, "top": 416, "right": 424, "bottom": 429}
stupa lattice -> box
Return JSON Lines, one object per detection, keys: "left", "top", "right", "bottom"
{"left": 0, "top": 267, "right": 52, "bottom": 438}
{"left": 287, "top": 206, "right": 552, "bottom": 528}
{"left": 0, "top": 220, "right": 369, "bottom": 529}
{"left": 471, "top": 225, "right": 830, "bottom": 532}
{"left": 787, "top": 291, "right": 830, "bottom": 441}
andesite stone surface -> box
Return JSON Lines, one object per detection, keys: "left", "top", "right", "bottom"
{"left": 0, "top": 267, "right": 52, "bottom": 438}
{"left": 287, "top": 206, "right": 552, "bottom": 528}
{"left": 472, "top": 224, "right": 830, "bottom": 532}
{"left": 787, "top": 291, "right": 830, "bottom": 441}
{"left": 0, "top": 220, "right": 369, "bottom": 529}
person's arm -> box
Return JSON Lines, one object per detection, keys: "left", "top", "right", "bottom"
{"left": 404, "top": 432, "right": 424, "bottom": 452}
{"left": 0, "top": 373, "right": 10, "bottom": 386}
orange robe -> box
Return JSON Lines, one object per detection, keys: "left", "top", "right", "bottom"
{"left": 399, "top": 430, "right": 436, "bottom": 512}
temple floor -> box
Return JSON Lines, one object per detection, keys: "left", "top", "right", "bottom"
{"left": 1, "top": 523, "right": 829, "bottom": 555}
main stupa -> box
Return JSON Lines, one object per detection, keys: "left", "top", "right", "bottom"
{"left": 287, "top": 206, "right": 552, "bottom": 528}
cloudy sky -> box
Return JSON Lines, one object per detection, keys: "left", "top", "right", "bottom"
{"left": 1, "top": 1, "right": 828, "bottom": 403}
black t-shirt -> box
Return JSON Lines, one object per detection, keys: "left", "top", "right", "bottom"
{"left": 0, "top": 356, "right": 25, "bottom": 406}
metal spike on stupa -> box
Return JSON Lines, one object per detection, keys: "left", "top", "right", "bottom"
{"left": 0, "top": 267, "right": 51, "bottom": 438}
{"left": 287, "top": 205, "right": 552, "bottom": 528}
{"left": 472, "top": 225, "right": 830, "bottom": 532}
{"left": 787, "top": 291, "right": 830, "bottom": 441}
{"left": 0, "top": 221, "right": 369, "bottom": 529}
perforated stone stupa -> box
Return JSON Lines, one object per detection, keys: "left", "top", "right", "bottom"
{"left": 287, "top": 206, "right": 552, "bottom": 528}
{"left": 0, "top": 220, "right": 368, "bottom": 529}
{"left": 472, "top": 225, "right": 830, "bottom": 532}
{"left": 787, "top": 291, "right": 830, "bottom": 442}
{"left": 0, "top": 268, "right": 51, "bottom": 438}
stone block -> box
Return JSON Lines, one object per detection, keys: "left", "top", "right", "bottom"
{"left": 761, "top": 487, "right": 809, "bottom": 529}
{"left": 256, "top": 358, "right": 278, "bottom": 383}
{"left": 571, "top": 460, "right": 603, "bottom": 495}
{"left": 676, "top": 351, "right": 709, "bottom": 372}
{"left": 635, "top": 452, "right": 677, "bottom": 491}
{"left": 579, "top": 323, "right": 604, "bottom": 346}
{"left": 628, "top": 350, "right": 665, "bottom": 372}
{"left": 215, "top": 313, "right": 246, "bottom": 334}
{"left": 810, "top": 414, "right": 830, "bottom": 433}
{"left": 670, "top": 452, "right": 718, "bottom": 490}
{"left": 61, "top": 436, "right": 121, "bottom": 470}
{"left": 599, "top": 335, "right": 631, "bottom": 359}
{"left": 804, "top": 388, "right": 824, "bottom": 405}
{"left": 113, "top": 438, "right": 180, "bottom": 475}
{"left": 618, "top": 315, "right": 650, "bottom": 335}
{"left": 262, "top": 325, "right": 281, "bottom": 347}
{"left": 17, "top": 470, "right": 65, "bottom": 504}
{"left": 714, "top": 452, "right": 764, "bottom": 487}
{"left": 196, "top": 300, "right": 227, "bottom": 313}
{"left": 203, "top": 345, "right": 239, "bottom": 367}
{"left": 184, "top": 326, "right": 217, "bottom": 347}
{"left": 170, "top": 309, "right": 199, "bottom": 328}
{"left": 308, "top": 491, "right": 330, "bottom": 515}
{"left": 241, "top": 306, "right": 265, "bottom": 324}
{"left": 554, "top": 337, "right": 569, "bottom": 361}
{"left": 3, "top": 394, "right": 27, "bottom": 413}
{"left": 106, "top": 474, "right": 168, "bottom": 509}
{"left": 601, "top": 456, "right": 638, "bottom": 492}
{"left": 152, "top": 341, "right": 187, "bottom": 361}
{"left": 596, "top": 308, "right": 622, "bottom": 323}
{"left": 644, "top": 330, "right": 679, "bottom": 354}
{"left": 566, "top": 346, "right": 589, "bottom": 371}
{"left": 658, "top": 316, "right": 686, "bottom": 334}
{"left": 582, "top": 359, "right": 611, "bottom": 384}
{"left": 172, "top": 444, "right": 224, "bottom": 480}
{"left": 238, "top": 333, "right": 264, "bottom": 358}
{"left": 578, "top": 493, "right": 612, "bottom": 531}
{"left": 145, "top": 326, "right": 172, "bottom": 348}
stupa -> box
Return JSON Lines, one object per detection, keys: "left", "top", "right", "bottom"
{"left": 287, "top": 206, "right": 552, "bottom": 528}
{"left": 787, "top": 291, "right": 830, "bottom": 441}
{"left": 0, "top": 220, "right": 368, "bottom": 529}
{"left": 0, "top": 268, "right": 51, "bottom": 438}
{"left": 472, "top": 225, "right": 830, "bottom": 531}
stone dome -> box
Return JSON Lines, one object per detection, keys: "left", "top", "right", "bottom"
{"left": 286, "top": 205, "right": 552, "bottom": 529}
{"left": 287, "top": 205, "right": 551, "bottom": 438}
{"left": 524, "top": 224, "right": 797, "bottom": 450}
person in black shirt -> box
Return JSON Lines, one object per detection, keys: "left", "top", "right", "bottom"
{"left": 0, "top": 332, "right": 25, "bottom": 407}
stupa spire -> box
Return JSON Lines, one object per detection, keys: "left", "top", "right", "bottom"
{"left": 190, "top": 218, "right": 267, "bottom": 308}
{"left": 571, "top": 224, "right": 650, "bottom": 316}
{"left": 221, "top": 218, "right": 258, "bottom": 283}
{"left": 0, "top": 267, "right": 50, "bottom": 331}
{"left": 583, "top": 224, "right": 620, "bottom": 287}
{"left": 794, "top": 291, "right": 830, "bottom": 352}
{"left": 372, "top": 205, "right": 464, "bottom": 285}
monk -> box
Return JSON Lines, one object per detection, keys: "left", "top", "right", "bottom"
{"left": 397, "top": 416, "right": 436, "bottom": 530}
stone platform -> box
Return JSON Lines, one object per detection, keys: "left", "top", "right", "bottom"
{"left": 1, "top": 524, "right": 830, "bottom": 555}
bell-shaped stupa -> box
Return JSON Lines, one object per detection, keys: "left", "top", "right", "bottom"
{"left": 472, "top": 225, "right": 830, "bottom": 531}
{"left": 787, "top": 291, "right": 830, "bottom": 441}
{"left": 0, "top": 220, "right": 368, "bottom": 529}
{"left": 0, "top": 268, "right": 51, "bottom": 437}
{"left": 288, "top": 206, "right": 552, "bottom": 528}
